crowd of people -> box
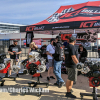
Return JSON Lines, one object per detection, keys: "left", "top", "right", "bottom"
{"left": 7, "top": 36, "right": 88, "bottom": 98}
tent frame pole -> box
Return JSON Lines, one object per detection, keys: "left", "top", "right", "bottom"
{"left": 20, "top": 32, "right": 22, "bottom": 61}
{"left": 97, "top": 33, "right": 98, "bottom": 58}
{"left": 74, "top": 29, "right": 75, "bottom": 34}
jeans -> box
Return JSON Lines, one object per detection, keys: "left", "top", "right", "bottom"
{"left": 53, "top": 60, "right": 64, "bottom": 84}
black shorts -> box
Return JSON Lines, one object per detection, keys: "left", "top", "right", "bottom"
{"left": 67, "top": 68, "right": 77, "bottom": 82}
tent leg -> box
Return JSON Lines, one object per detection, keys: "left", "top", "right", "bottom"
{"left": 97, "top": 33, "right": 98, "bottom": 58}
{"left": 74, "top": 29, "right": 75, "bottom": 34}
{"left": 20, "top": 32, "right": 22, "bottom": 61}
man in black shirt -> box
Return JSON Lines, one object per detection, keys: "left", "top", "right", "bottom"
{"left": 8, "top": 39, "right": 21, "bottom": 77}
{"left": 64, "top": 36, "right": 79, "bottom": 98}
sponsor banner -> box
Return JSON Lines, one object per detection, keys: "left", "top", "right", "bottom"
{"left": 77, "top": 30, "right": 97, "bottom": 42}
{"left": 25, "top": 26, "right": 45, "bottom": 32}
{"left": 61, "top": 30, "right": 97, "bottom": 47}
{"left": 33, "top": 39, "right": 42, "bottom": 48}
{"left": 23, "top": 39, "right": 42, "bottom": 48}
{"left": 61, "top": 30, "right": 97, "bottom": 42}
{"left": 33, "top": 39, "right": 41, "bottom": 45}
{"left": 20, "top": 20, "right": 100, "bottom": 32}
{"left": 61, "top": 34, "right": 72, "bottom": 41}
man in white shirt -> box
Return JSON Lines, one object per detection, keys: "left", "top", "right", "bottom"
{"left": 46, "top": 38, "right": 55, "bottom": 81}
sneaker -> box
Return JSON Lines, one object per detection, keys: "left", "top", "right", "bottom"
{"left": 47, "top": 77, "right": 50, "bottom": 81}
{"left": 58, "top": 82, "right": 65, "bottom": 88}
{"left": 40, "top": 74, "right": 42, "bottom": 78}
{"left": 65, "top": 92, "right": 76, "bottom": 98}
{"left": 8, "top": 75, "right": 11, "bottom": 77}
{"left": 71, "top": 89, "right": 73, "bottom": 93}
{"left": 50, "top": 76, "right": 55, "bottom": 79}
{"left": 16, "top": 74, "right": 19, "bottom": 77}
{"left": 54, "top": 83, "right": 59, "bottom": 86}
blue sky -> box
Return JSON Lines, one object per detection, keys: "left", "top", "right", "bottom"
{"left": 0, "top": 0, "right": 99, "bottom": 25}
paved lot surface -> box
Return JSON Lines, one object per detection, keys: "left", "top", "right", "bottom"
{"left": 0, "top": 72, "right": 100, "bottom": 100}
{"left": 0, "top": 56, "right": 100, "bottom": 100}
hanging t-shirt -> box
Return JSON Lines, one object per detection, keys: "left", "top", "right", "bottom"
{"left": 25, "top": 32, "right": 34, "bottom": 47}
{"left": 8, "top": 45, "right": 21, "bottom": 59}
{"left": 46, "top": 44, "right": 55, "bottom": 59}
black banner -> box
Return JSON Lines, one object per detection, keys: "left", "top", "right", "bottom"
{"left": 20, "top": 20, "right": 100, "bottom": 33}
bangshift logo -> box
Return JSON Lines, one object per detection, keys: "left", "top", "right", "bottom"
{"left": 60, "top": 6, "right": 100, "bottom": 19}
{"left": 47, "top": 6, "right": 100, "bottom": 23}
{"left": 46, "top": 7, "right": 74, "bottom": 23}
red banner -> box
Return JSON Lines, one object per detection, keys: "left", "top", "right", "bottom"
{"left": 33, "top": 39, "right": 41, "bottom": 45}
{"left": 61, "top": 34, "right": 72, "bottom": 41}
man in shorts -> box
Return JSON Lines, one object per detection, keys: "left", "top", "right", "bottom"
{"left": 46, "top": 38, "right": 55, "bottom": 81}
{"left": 64, "top": 36, "right": 79, "bottom": 98}
{"left": 8, "top": 39, "right": 21, "bottom": 77}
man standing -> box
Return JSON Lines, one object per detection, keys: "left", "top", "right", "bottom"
{"left": 46, "top": 38, "right": 55, "bottom": 81}
{"left": 8, "top": 39, "right": 21, "bottom": 77}
{"left": 64, "top": 36, "right": 79, "bottom": 98}
{"left": 53, "top": 36, "right": 65, "bottom": 88}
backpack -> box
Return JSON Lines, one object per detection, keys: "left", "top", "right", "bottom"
{"left": 54, "top": 41, "right": 64, "bottom": 61}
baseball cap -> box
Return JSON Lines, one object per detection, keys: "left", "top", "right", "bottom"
{"left": 56, "top": 35, "right": 61, "bottom": 39}
{"left": 56, "top": 35, "right": 61, "bottom": 41}
{"left": 50, "top": 38, "right": 55, "bottom": 42}
{"left": 69, "top": 36, "right": 76, "bottom": 42}
{"left": 13, "top": 39, "right": 18, "bottom": 42}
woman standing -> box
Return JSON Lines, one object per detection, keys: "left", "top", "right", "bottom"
{"left": 28, "top": 42, "right": 42, "bottom": 78}
{"left": 28, "top": 42, "right": 38, "bottom": 54}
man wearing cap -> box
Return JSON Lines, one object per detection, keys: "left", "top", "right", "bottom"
{"left": 8, "top": 39, "right": 21, "bottom": 77}
{"left": 64, "top": 36, "right": 79, "bottom": 98}
{"left": 46, "top": 38, "right": 55, "bottom": 81}
{"left": 53, "top": 36, "right": 65, "bottom": 88}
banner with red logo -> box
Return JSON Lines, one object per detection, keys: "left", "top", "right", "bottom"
{"left": 61, "top": 30, "right": 97, "bottom": 47}
{"left": 20, "top": 1, "right": 100, "bottom": 33}
{"left": 33, "top": 39, "right": 41, "bottom": 45}
{"left": 61, "top": 34, "right": 72, "bottom": 41}
{"left": 23, "top": 39, "right": 42, "bottom": 48}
